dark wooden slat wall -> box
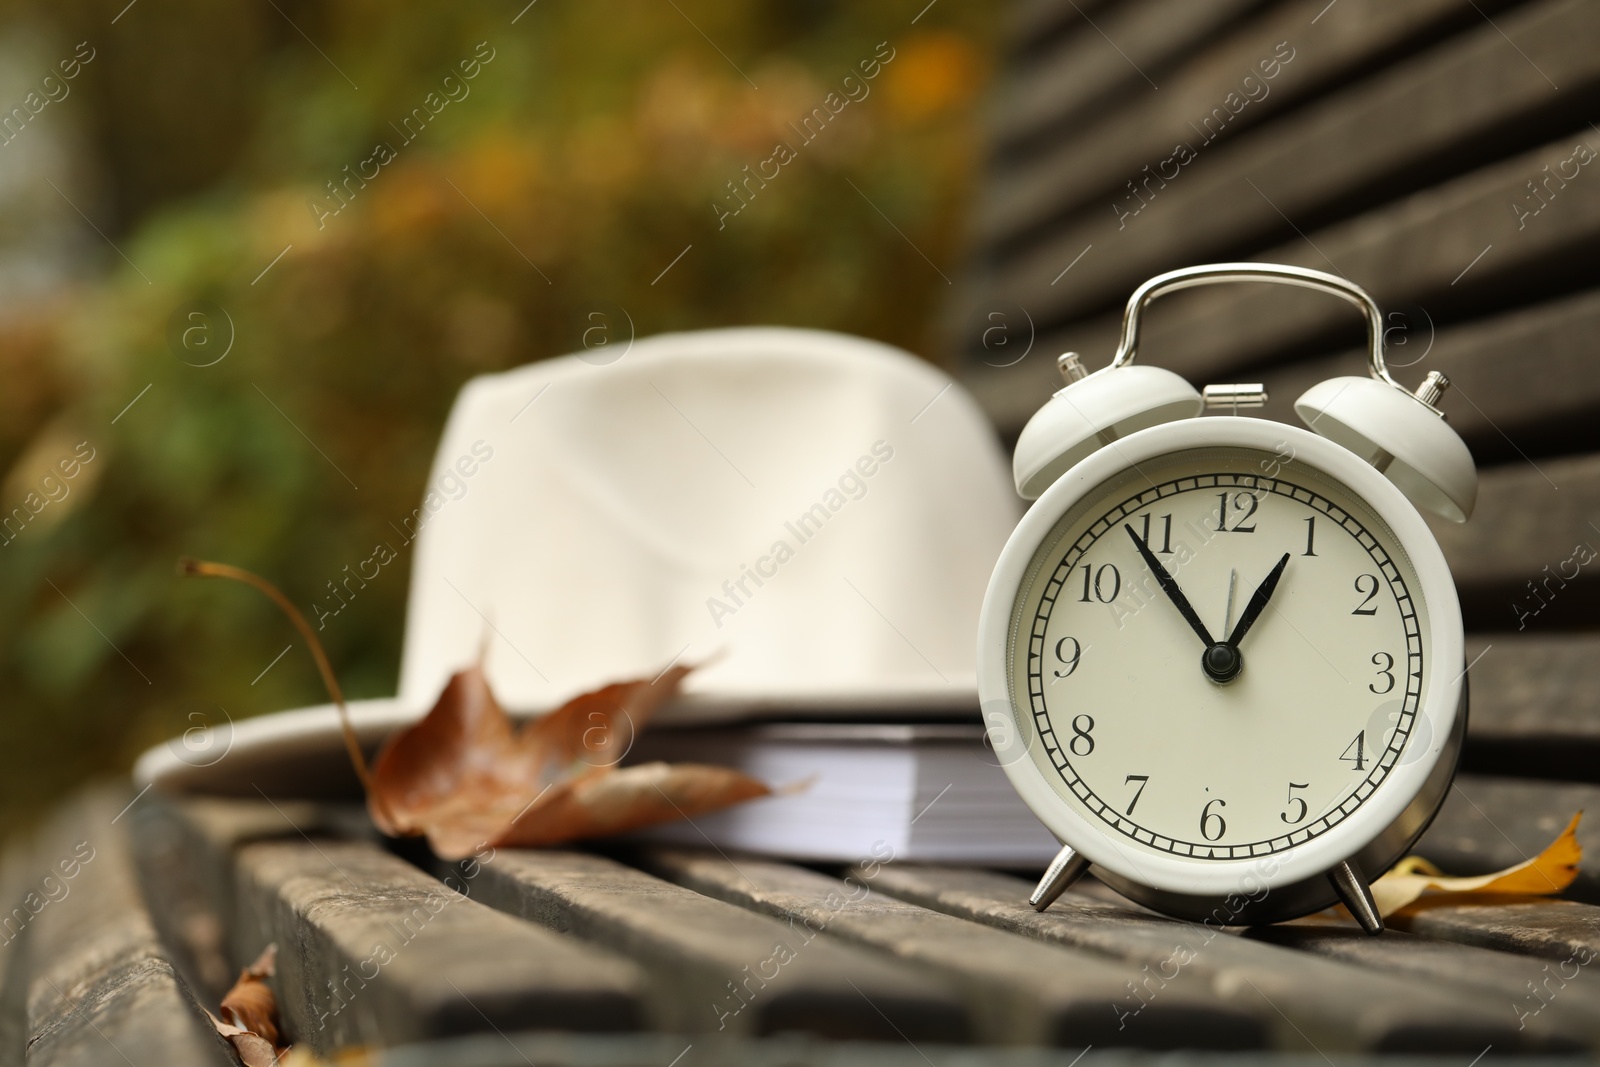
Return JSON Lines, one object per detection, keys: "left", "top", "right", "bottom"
{"left": 956, "top": 0, "right": 1600, "bottom": 803}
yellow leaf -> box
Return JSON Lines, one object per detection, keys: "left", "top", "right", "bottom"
{"left": 1366, "top": 812, "right": 1583, "bottom": 918}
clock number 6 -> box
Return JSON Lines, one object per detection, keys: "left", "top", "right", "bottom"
{"left": 1200, "top": 798, "right": 1227, "bottom": 841}
{"left": 1280, "top": 782, "right": 1309, "bottom": 824}
{"left": 1068, "top": 714, "right": 1095, "bottom": 756}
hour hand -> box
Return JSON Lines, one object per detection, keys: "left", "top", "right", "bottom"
{"left": 1226, "top": 552, "right": 1291, "bottom": 648}
{"left": 1124, "top": 524, "right": 1214, "bottom": 647}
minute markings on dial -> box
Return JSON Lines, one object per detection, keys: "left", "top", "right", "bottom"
{"left": 1022, "top": 469, "right": 1424, "bottom": 859}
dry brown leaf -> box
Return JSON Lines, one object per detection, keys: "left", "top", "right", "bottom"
{"left": 493, "top": 761, "right": 773, "bottom": 850}
{"left": 1363, "top": 812, "right": 1583, "bottom": 918}
{"left": 211, "top": 943, "right": 287, "bottom": 1066}
{"left": 370, "top": 661, "right": 773, "bottom": 859}
{"left": 184, "top": 559, "right": 777, "bottom": 861}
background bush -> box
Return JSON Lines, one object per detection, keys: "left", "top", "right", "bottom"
{"left": 0, "top": 0, "right": 994, "bottom": 827}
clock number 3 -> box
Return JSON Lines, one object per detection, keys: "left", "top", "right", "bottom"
{"left": 1369, "top": 652, "right": 1396, "bottom": 694}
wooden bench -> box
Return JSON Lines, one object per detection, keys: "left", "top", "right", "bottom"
{"left": 12, "top": 1, "right": 1600, "bottom": 1062}
{"left": 0, "top": 776, "right": 1595, "bottom": 1063}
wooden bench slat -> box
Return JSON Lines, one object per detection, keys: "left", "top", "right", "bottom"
{"left": 1248, "top": 285, "right": 1600, "bottom": 465}
{"left": 1427, "top": 454, "right": 1600, "bottom": 630}
{"left": 130, "top": 796, "right": 373, "bottom": 1005}
{"left": 1460, "top": 635, "right": 1600, "bottom": 782}
{"left": 378, "top": 1029, "right": 1487, "bottom": 1067}
{"left": 859, "top": 863, "right": 1561, "bottom": 1052}
{"left": 1120, "top": 128, "right": 1600, "bottom": 383}
{"left": 1248, "top": 922, "right": 1600, "bottom": 1047}
{"left": 982, "top": 0, "right": 1600, "bottom": 334}
{"left": 1393, "top": 898, "right": 1600, "bottom": 966}
{"left": 642, "top": 846, "right": 1265, "bottom": 1049}
{"left": 979, "top": 0, "right": 1489, "bottom": 247}
{"left": 461, "top": 848, "right": 971, "bottom": 1041}
{"left": 234, "top": 837, "right": 647, "bottom": 1054}
{"left": 1416, "top": 775, "right": 1600, "bottom": 901}
{"left": 21, "top": 789, "right": 234, "bottom": 1067}
{"left": 993, "top": 0, "right": 1261, "bottom": 154}
{"left": 1006, "top": 0, "right": 1123, "bottom": 55}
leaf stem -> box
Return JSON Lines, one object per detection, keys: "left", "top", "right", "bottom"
{"left": 178, "top": 557, "right": 402, "bottom": 830}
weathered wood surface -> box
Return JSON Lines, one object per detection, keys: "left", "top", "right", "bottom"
{"left": 1393, "top": 897, "right": 1600, "bottom": 965}
{"left": 1253, "top": 286, "right": 1600, "bottom": 466}
{"left": 1247, "top": 920, "right": 1600, "bottom": 1045}
{"left": 1429, "top": 454, "right": 1600, "bottom": 630}
{"left": 1036, "top": 124, "right": 1600, "bottom": 392}
{"left": 17, "top": 789, "right": 233, "bottom": 1067}
{"left": 643, "top": 846, "right": 1265, "bottom": 1049}
{"left": 233, "top": 837, "right": 646, "bottom": 1055}
{"left": 131, "top": 794, "right": 357, "bottom": 1003}
{"left": 1460, "top": 634, "right": 1600, "bottom": 781}
{"left": 859, "top": 862, "right": 1574, "bottom": 1052}
{"left": 460, "top": 847, "right": 970, "bottom": 1040}
{"left": 992, "top": 0, "right": 1261, "bottom": 155}
{"left": 377, "top": 1030, "right": 1574, "bottom": 1067}
{"left": 984, "top": 0, "right": 1600, "bottom": 330}
{"left": 1414, "top": 775, "right": 1600, "bottom": 901}
{"left": 1006, "top": 0, "right": 1122, "bottom": 56}
{"left": 981, "top": 0, "right": 1513, "bottom": 245}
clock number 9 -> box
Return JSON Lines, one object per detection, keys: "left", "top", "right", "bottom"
{"left": 1200, "top": 797, "right": 1227, "bottom": 841}
{"left": 1068, "top": 714, "right": 1095, "bottom": 756}
{"left": 1053, "top": 637, "right": 1082, "bottom": 678}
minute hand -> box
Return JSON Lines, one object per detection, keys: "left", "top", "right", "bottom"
{"left": 1226, "top": 553, "right": 1291, "bottom": 648}
{"left": 1124, "top": 525, "right": 1215, "bottom": 647}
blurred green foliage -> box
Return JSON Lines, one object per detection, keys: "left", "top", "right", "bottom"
{"left": 0, "top": 1, "right": 994, "bottom": 828}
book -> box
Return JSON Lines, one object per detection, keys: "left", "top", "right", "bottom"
{"left": 627, "top": 723, "right": 1060, "bottom": 865}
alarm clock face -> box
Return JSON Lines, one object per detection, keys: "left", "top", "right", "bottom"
{"left": 984, "top": 419, "right": 1462, "bottom": 894}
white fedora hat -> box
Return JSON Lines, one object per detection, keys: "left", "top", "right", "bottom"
{"left": 137, "top": 326, "right": 1020, "bottom": 794}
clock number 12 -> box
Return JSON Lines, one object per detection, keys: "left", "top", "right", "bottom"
{"left": 1215, "top": 492, "right": 1259, "bottom": 533}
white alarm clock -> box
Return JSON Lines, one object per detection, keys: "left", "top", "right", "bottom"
{"left": 980, "top": 263, "right": 1477, "bottom": 934}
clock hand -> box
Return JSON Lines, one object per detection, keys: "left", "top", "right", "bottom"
{"left": 1222, "top": 568, "right": 1238, "bottom": 636}
{"left": 1124, "top": 524, "right": 1215, "bottom": 647}
{"left": 1225, "top": 552, "right": 1292, "bottom": 649}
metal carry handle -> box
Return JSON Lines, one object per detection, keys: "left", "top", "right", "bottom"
{"left": 1108, "top": 263, "right": 1398, "bottom": 389}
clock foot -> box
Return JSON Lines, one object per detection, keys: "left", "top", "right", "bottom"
{"left": 1029, "top": 845, "right": 1091, "bottom": 911}
{"left": 1329, "top": 859, "right": 1384, "bottom": 935}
